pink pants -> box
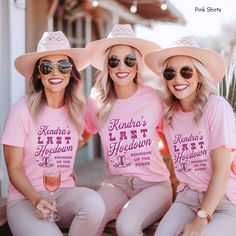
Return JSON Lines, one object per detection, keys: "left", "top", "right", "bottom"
{"left": 7, "top": 187, "right": 105, "bottom": 236}
{"left": 155, "top": 185, "right": 236, "bottom": 236}
{"left": 96, "top": 175, "right": 172, "bottom": 236}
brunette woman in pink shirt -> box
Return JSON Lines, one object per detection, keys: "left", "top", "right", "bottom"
{"left": 1, "top": 31, "right": 105, "bottom": 236}
{"left": 145, "top": 36, "right": 236, "bottom": 236}
{"left": 84, "top": 24, "right": 172, "bottom": 236}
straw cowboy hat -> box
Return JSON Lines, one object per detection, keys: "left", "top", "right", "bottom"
{"left": 86, "top": 24, "right": 161, "bottom": 71}
{"left": 15, "top": 31, "right": 92, "bottom": 78}
{"left": 144, "top": 36, "right": 226, "bottom": 83}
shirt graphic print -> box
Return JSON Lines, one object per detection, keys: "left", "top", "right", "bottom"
{"left": 172, "top": 131, "right": 208, "bottom": 173}
{"left": 107, "top": 116, "right": 152, "bottom": 169}
{"left": 85, "top": 86, "right": 170, "bottom": 182}
{"left": 35, "top": 124, "right": 74, "bottom": 169}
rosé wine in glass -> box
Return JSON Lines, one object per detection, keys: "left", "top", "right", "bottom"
{"left": 43, "top": 174, "right": 61, "bottom": 192}
{"left": 43, "top": 168, "right": 61, "bottom": 222}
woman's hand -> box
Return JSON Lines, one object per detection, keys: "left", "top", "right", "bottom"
{"left": 175, "top": 217, "right": 208, "bottom": 236}
{"left": 35, "top": 198, "right": 57, "bottom": 219}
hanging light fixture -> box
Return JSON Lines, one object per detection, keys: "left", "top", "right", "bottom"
{"left": 92, "top": 0, "right": 99, "bottom": 7}
{"left": 130, "top": 0, "right": 138, "bottom": 13}
{"left": 160, "top": 0, "right": 168, "bottom": 11}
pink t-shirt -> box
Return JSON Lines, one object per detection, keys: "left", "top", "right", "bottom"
{"left": 163, "top": 95, "right": 236, "bottom": 205}
{"left": 86, "top": 85, "right": 170, "bottom": 182}
{"left": 1, "top": 96, "right": 80, "bottom": 201}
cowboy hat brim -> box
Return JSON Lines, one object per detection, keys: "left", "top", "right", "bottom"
{"left": 15, "top": 48, "right": 92, "bottom": 79}
{"left": 144, "top": 46, "right": 226, "bottom": 83}
{"left": 86, "top": 37, "right": 161, "bottom": 71}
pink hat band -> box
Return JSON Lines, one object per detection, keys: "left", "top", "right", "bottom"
{"left": 37, "top": 32, "right": 71, "bottom": 52}
{"left": 170, "top": 36, "right": 200, "bottom": 48}
{"left": 107, "top": 24, "right": 136, "bottom": 38}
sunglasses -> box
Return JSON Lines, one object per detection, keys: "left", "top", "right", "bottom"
{"left": 38, "top": 60, "right": 72, "bottom": 75}
{"left": 163, "top": 66, "right": 193, "bottom": 81}
{"left": 107, "top": 54, "right": 137, "bottom": 68}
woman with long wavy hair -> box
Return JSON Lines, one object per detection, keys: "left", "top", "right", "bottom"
{"left": 145, "top": 36, "right": 236, "bottom": 236}
{"left": 84, "top": 24, "right": 173, "bottom": 236}
{"left": 1, "top": 31, "right": 105, "bottom": 236}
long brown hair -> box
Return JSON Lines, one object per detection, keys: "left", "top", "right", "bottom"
{"left": 27, "top": 56, "right": 85, "bottom": 136}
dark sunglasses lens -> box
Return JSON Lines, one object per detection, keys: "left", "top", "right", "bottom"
{"left": 180, "top": 66, "right": 193, "bottom": 79}
{"left": 163, "top": 68, "right": 176, "bottom": 80}
{"left": 58, "top": 60, "right": 72, "bottom": 74}
{"left": 39, "top": 62, "right": 53, "bottom": 75}
{"left": 124, "top": 54, "right": 137, "bottom": 67}
{"left": 108, "top": 56, "right": 120, "bottom": 68}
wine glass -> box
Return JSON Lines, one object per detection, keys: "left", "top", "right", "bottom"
{"left": 43, "top": 168, "right": 61, "bottom": 222}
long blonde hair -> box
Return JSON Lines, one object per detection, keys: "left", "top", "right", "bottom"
{"left": 92, "top": 46, "right": 142, "bottom": 124}
{"left": 27, "top": 57, "right": 85, "bottom": 137}
{"left": 162, "top": 57, "right": 218, "bottom": 127}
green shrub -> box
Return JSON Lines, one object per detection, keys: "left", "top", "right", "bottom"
{"left": 219, "top": 61, "right": 236, "bottom": 112}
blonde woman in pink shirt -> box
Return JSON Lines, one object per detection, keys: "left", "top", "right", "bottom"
{"left": 84, "top": 24, "right": 172, "bottom": 236}
{"left": 1, "top": 31, "right": 105, "bottom": 236}
{"left": 145, "top": 37, "right": 236, "bottom": 236}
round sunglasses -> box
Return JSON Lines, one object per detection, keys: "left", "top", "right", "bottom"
{"left": 107, "top": 54, "right": 137, "bottom": 68}
{"left": 163, "top": 66, "right": 193, "bottom": 81}
{"left": 38, "top": 60, "right": 72, "bottom": 75}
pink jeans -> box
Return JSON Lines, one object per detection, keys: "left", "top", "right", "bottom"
{"left": 96, "top": 175, "right": 172, "bottom": 236}
{"left": 155, "top": 185, "right": 236, "bottom": 236}
{"left": 7, "top": 187, "right": 105, "bottom": 236}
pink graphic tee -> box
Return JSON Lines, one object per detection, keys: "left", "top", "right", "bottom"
{"left": 1, "top": 97, "right": 81, "bottom": 201}
{"left": 86, "top": 85, "right": 170, "bottom": 182}
{"left": 163, "top": 95, "right": 236, "bottom": 205}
